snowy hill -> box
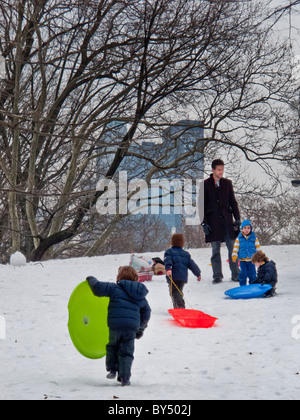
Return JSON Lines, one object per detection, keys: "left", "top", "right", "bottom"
{"left": 0, "top": 244, "right": 300, "bottom": 400}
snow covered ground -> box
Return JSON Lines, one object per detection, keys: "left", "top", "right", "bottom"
{"left": 0, "top": 244, "right": 300, "bottom": 400}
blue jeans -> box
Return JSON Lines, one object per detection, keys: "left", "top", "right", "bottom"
{"left": 239, "top": 261, "right": 256, "bottom": 286}
{"left": 106, "top": 329, "right": 136, "bottom": 381}
{"left": 211, "top": 231, "right": 239, "bottom": 282}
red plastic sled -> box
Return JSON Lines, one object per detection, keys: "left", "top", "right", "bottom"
{"left": 168, "top": 309, "right": 218, "bottom": 328}
{"left": 138, "top": 271, "right": 153, "bottom": 282}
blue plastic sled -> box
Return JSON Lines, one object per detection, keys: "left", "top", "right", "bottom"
{"left": 225, "top": 284, "right": 272, "bottom": 300}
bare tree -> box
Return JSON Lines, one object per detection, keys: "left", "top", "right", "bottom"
{"left": 0, "top": 0, "right": 298, "bottom": 262}
{"left": 238, "top": 192, "right": 300, "bottom": 245}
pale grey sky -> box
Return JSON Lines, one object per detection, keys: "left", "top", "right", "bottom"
{"left": 233, "top": 1, "right": 300, "bottom": 190}
{"left": 271, "top": 0, "right": 300, "bottom": 54}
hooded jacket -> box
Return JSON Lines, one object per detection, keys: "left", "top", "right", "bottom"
{"left": 87, "top": 277, "right": 151, "bottom": 331}
{"left": 164, "top": 246, "right": 201, "bottom": 283}
{"left": 252, "top": 260, "right": 278, "bottom": 288}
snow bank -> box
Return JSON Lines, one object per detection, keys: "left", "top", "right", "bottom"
{"left": 0, "top": 245, "right": 300, "bottom": 400}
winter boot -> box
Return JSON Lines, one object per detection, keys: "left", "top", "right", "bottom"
{"left": 107, "top": 370, "right": 117, "bottom": 379}
{"left": 120, "top": 378, "right": 131, "bottom": 387}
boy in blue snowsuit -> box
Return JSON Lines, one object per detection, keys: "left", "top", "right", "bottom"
{"left": 87, "top": 266, "right": 151, "bottom": 386}
{"left": 232, "top": 220, "right": 262, "bottom": 286}
{"left": 164, "top": 234, "right": 201, "bottom": 309}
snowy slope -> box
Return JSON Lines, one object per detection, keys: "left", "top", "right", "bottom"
{"left": 0, "top": 245, "right": 300, "bottom": 400}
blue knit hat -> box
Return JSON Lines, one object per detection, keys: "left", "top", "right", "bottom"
{"left": 241, "top": 220, "right": 252, "bottom": 229}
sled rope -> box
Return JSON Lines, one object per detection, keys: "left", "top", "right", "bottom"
{"left": 168, "top": 274, "right": 194, "bottom": 310}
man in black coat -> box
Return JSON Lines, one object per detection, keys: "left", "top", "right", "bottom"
{"left": 201, "top": 159, "right": 240, "bottom": 284}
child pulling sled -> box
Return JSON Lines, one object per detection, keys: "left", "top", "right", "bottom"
{"left": 164, "top": 234, "right": 201, "bottom": 309}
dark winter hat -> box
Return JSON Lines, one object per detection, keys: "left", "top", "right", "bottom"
{"left": 171, "top": 233, "right": 185, "bottom": 248}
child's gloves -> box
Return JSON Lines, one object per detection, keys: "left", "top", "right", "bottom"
{"left": 232, "top": 255, "right": 238, "bottom": 263}
{"left": 136, "top": 328, "right": 144, "bottom": 340}
{"left": 197, "top": 275, "right": 201, "bottom": 282}
{"left": 166, "top": 270, "right": 172, "bottom": 277}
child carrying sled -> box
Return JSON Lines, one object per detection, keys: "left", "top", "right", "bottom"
{"left": 87, "top": 266, "right": 151, "bottom": 386}
{"left": 251, "top": 251, "right": 278, "bottom": 297}
{"left": 164, "top": 234, "right": 201, "bottom": 309}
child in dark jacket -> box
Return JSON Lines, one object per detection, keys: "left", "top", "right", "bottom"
{"left": 87, "top": 266, "right": 151, "bottom": 386}
{"left": 251, "top": 251, "right": 278, "bottom": 297}
{"left": 164, "top": 234, "right": 201, "bottom": 309}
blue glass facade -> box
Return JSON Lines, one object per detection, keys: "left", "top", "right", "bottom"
{"left": 95, "top": 120, "right": 204, "bottom": 234}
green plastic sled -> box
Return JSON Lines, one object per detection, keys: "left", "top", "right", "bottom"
{"left": 68, "top": 281, "right": 109, "bottom": 359}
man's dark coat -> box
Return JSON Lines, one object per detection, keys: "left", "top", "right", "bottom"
{"left": 203, "top": 174, "right": 240, "bottom": 243}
